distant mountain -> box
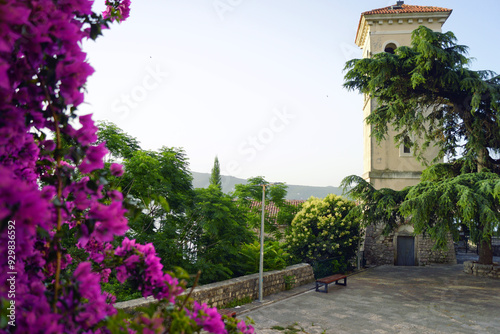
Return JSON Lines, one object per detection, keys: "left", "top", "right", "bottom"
{"left": 191, "top": 171, "right": 344, "bottom": 200}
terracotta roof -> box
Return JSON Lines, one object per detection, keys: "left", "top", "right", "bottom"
{"left": 355, "top": 2, "right": 452, "bottom": 46}
{"left": 362, "top": 3, "right": 451, "bottom": 16}
{"left": 249, "top": 200, "right": 305, "bottom": 224}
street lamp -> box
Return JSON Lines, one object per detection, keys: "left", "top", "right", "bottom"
{"left": 258, "top": 182, "right": 282, "bottom": 303}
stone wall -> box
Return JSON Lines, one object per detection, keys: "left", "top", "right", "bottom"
{"left": 363, "top": 224, "right": 456, "bottom": 266}
{"left": 463, "top": 261, "right": 500, "bottom": 279}
{"left": 363, "top": 224, "right": 394, "bottom": 265}
{"left": 115, "top": 263, "right": 315, "bottom": 313}
{"left": 417, "top": 232, "right": 456, "bottom": 265}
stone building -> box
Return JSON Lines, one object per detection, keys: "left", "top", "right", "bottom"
{"left": 354, "top": 2, "right": 456, "bottom": 266}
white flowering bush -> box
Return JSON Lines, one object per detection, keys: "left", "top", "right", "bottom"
{"left": 285, "top": 194, "right": 361, "bottom": 264}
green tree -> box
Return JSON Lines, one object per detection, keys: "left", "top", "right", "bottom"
{"left": 341, "top": 175, "right": 409, "bottom": 237}
{"left": 344, "top": 26, "right": 500, "bottom": 172}
{"left": 97, "top": 121, "right": 141, "bottom": 161}
{"left": 285, "top": 194, "right": 361, "bottom": 264}
{"left": 122, "top": 147, "right": 193, "bottom": 214}
{"left": 209, "top": 156, "right": 222, "bottom": 190}
{"left": 401, "top": 167, "right": 500, "bottom": 251}
{"left": 343, "top": 26, "right": 500, "bottom": 264}
{"left": 187, "top": 186, "right": 256, "bottom": 284}
{"left": 233, "top": 176, "right": 289, "bottom": 239}
{"left": 120, "top": 147, "right": 195, "bottom": 270}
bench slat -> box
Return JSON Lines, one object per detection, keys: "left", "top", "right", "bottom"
{"left": 315, "top": 274, "right": 347, "bottom": 293}
{"left": 316, "top": 274, "right": 347, "bottom": 284}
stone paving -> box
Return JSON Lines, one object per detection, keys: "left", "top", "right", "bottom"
{"left": 241, "top": 262, "right": 500, "bottom": 334}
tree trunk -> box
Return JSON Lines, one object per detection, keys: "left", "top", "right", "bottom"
{"left": 478, "top": 238, "right": 493, "bottom": 265}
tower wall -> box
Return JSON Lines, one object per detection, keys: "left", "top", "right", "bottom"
{"left": 356, "top": 6, "right": 451, "bottom": 190}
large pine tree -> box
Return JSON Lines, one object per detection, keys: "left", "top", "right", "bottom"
{"left": 343, "top": 26, "right": 500, "bottom": 264}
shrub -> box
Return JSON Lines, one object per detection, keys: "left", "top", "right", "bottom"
{"left": 235, "top": 240, "right": 289, "bottom": 276}
{"left": 285, "top": 194, "right": 361, "bottom": 264}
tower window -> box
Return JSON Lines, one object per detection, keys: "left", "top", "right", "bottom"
{"left": 384, "top": 43, "right": 397, "bottom": 54}
{"left": 403, "top": 137, "right": 411, "bottom": 154}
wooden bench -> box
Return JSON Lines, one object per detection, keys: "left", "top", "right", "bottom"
{"left": 315, "top": 274, "right": 347, "bottom": 293}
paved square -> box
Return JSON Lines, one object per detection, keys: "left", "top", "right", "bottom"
{"left": 245, "top": 265, "right": 500, "bottom": 333}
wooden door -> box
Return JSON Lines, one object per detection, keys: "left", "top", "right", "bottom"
{"left": 397, "top": 236, "right": 415, "bottom": 266}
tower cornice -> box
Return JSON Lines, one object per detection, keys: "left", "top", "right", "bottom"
{"left": 355, "top": 3, "right": 452, "bottom": 48}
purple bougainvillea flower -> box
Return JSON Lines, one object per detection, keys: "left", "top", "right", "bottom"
{"left": 79, "top": 142, "right": 108, "bottom": 174}
{"left": 89, "top": 201, "right": 128, "bottom": 242}
{"left": 110, "top": 162, "right": 124, "bottom": 176}
{"left": 76, "top": 114, "right": 98, "bottom": 146}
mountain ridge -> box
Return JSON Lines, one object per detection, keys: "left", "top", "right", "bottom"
{"left": 191, "top": 171, "right": 343, "bottom": 200}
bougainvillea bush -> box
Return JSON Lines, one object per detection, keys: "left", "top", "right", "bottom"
{"left": 285, "top": 194, "right": 361, "bottom": 264}
{"left": 0, "top": 1, "right": 253, "bottom": 333}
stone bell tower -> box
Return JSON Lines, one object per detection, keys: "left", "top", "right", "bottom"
{"left": 355, "top": 1, "right": 452, "bottom": 190}
{"left": 354, "top": 2, "right": 457, "bottom": 267}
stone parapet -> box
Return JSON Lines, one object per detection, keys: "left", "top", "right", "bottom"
{"left": 463, "top": 261, "right": 500, "bottom": 279}
{"left": 115, "top": 263, "right": 315, "bottom": 313}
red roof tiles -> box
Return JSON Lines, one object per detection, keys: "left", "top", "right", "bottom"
{"left": 248, "top": 200, "right": 305, "bottom": 224}
{"left": 355, "top": 3, "right": 452, "bottom": 46}
{"left": 362, "top": 3, "right": 451, "bottom": 16}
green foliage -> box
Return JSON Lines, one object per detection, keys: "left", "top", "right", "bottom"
{"left": 311, "top": 257, "right": 346, "bottom": 278}
{"left": 234, "top": 177, "right": 287, "bottom": 206}
{"left": 122, "top": 147, "right": 194, "bottom": 213}
{"left": 344, "top": 26, "right": 500, "bottom": 173}
{"left": 341, "top": 175, "right": 409, "bottom": 235}
{"left": 97, "top": 121, "right": 141, "bottom": 161}
{"left": 102, "top": 284, "right": 254, "bottom": 334}
{"left": 285, "top": 194, "right": 361, "bottom": 264}
{"left": 342, "top": 170, "right": 500, "bottom": 264}
{"left": 235, "top": 240, "right": 288, "bottom": 276}
{"left": 283, "top": 275, "right": 296, "bottom": 290}
{"left": 233, "top": 176, "right": 289, "bottom": 239}
{"left": 209, "top": 156, "right": 222, "bottom": 190}
{"left": 187, "top": 186, "right": 256, "bottom": 284}
{"left": 276, "top": 202, "right": 303, "bottom": 229}
{"left": 101, "top": 276, "right": 142, "bottom": 302}
{"left": 401, "top": 171, "right": 500, "bottom": 248}
{"left": 343, "top": 26, "right": 500, "bottom": 264}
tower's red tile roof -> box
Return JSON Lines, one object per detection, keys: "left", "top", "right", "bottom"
{"left": 355, "top": 3, "right": 452, "bottom": 46}
{"left": 362, "top": 3, "right": 451, "bottom": 16}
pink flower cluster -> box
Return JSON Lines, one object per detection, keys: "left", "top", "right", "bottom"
{"left": 0, "top": 0, "right": 253, "bottom": 333}
{"left": 114, "top": 238, "right": 183, "bottom": 302}
{"left": 190, "top": 301, "right": 227, "bottom": 334}
{"left": 103, "top": 0, "right": 131, "bottom": 22}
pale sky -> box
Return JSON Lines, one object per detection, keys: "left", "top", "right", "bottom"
{"left": 80, "top": 0, "right": 500, "bottom": 187}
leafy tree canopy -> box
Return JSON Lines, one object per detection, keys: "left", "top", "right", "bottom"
{"left": 233, "top": 176, "right": 289, "bottom": 238}
{"left": 233, "top": 176, "right": 287, "bottom": 205}
{"left": 187, "top": 186, "right": 256, "bottom": 283}
{"left": 343, "top": 26, "right": 500, "bottom": 264}
{"left": 344, "top": 26, "right": 500, "bottom": 173}
{"left": 341, "top": 175, "right": 408, "bottom": 236}
{"left": 121, "top": 147, "right": 194, "bottom": 214}
{"left": 97, "top": 121, "right": 141, "bottom": 161}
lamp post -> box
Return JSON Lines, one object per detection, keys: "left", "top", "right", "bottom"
{"left": 258, "top": 182, "right": 282, "bottom": 303}
{"left": 258, "top": 183, "right": 266, "bottom": 303}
